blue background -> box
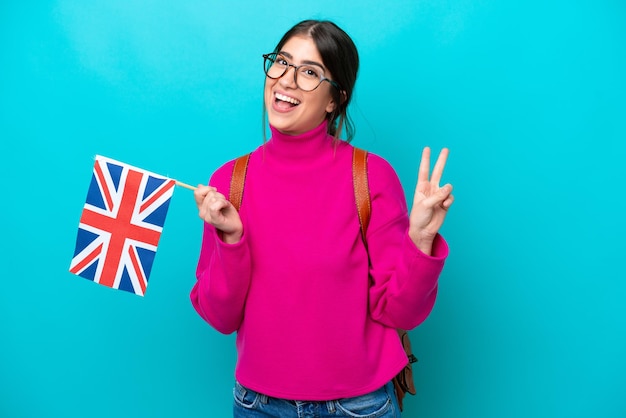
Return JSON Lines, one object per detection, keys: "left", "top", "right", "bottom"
{"left": 1, "top": 1, "right": 625, "bottom": 417}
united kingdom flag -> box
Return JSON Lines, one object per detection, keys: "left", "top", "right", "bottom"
{"left": 69, "top": 156, "right": 176, "bottom": 296}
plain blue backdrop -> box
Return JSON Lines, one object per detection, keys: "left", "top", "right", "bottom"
{"left": 1, "top": 1, "right": 625, "bottom": 417}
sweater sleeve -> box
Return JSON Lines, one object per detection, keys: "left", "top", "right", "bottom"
{"left": 189, "top": 161, "right": 252, "bottom": 334}
{"left": 365, "top": 154, "right": 449, "bottom": 330}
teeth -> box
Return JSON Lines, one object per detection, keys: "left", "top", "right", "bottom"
{"left": 275, "top": 93, "right": 300, "bottom": 105}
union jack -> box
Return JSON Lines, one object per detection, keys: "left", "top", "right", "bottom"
{"left": 69, "top": 156, "right": 176, "bottom": 296}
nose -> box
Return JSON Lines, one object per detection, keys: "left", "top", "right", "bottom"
{"left": 278, "top": 64, "right": 298, "bottom": 88}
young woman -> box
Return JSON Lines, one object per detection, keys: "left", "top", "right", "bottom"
{"left": 191, "top": 19, "right": 454, "bottom": 418}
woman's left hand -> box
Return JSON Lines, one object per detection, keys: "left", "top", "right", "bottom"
{"left": 409, "top": 147, "right": 454, "bottom": 255}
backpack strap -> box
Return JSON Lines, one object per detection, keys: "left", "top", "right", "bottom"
{"left": 352, "top": 147, "right": 371, "bottom": 240}
{"left": 229, "top": 153, "right": 251, "bottom": 211}
{"left": 229, "top": 147, "right": 417, "bottom": 410}
{"left": 230, "top": 149, "right": 371, "bottom": 235}
{"left": 352, "top": 147, "right": 417, "bottom": 409}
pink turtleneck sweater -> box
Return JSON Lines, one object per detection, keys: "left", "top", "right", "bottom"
{"left": 190, "top": 121, "right": 448, "bottom": 401}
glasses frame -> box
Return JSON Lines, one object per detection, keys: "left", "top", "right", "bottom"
{"left": 263, "top": 53, "right": 340, "bottom": 92}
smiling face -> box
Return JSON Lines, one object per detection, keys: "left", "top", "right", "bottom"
{"left": 264, "top": 35, "right": 337, "bottom": 136}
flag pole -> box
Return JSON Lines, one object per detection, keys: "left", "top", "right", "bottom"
{"left": 175, "top": 181, "right": 197, "bottom": 191}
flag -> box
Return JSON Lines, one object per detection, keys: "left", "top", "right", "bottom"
{"left": 69, "top": 155, "right": 176, "bottom": 296}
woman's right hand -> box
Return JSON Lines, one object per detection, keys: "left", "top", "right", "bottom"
{"left": 194, "top": 185, "right": 243, "bottom": 244}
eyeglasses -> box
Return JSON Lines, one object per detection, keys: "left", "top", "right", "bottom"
{"left": 263, "top": 52, "right": 340, "bottom": 92}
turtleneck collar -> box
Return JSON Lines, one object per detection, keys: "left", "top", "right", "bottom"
{"left": 266, "top": 120, "right": 333, "bottom": 161}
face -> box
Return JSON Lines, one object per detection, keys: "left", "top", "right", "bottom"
{"left": 264, "top": 35, "right": 337, "bottom": 136}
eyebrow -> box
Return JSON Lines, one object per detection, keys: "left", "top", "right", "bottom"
{"left": 278, "top": 51, "right": 326, "bottom": 70}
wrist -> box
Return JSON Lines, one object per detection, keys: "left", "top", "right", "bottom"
{"left": 223, "top": 231, "right": 242, "bottom": 244}
{"left": 218, "top": 228, "right": 243, "bottom": 244}
{"left": 409, "top": 230, "right": 434, "bottom": 256}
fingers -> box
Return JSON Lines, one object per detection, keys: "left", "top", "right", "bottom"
{"left": 430, "top": 148, "right": 449, "bottom": 186}
{"left": 442, "top": 192, "right": 455, "bottom": 210}
{"left": 193, "top": 185, "right": 243, "bottom": 241}
{"left": 201, "top": 190, "right": 228, "bottom": 215}
{"left": 193, "top": 185, "right": 216, "bottom": 208}
{"left": 421, "top": 184, "right": 454, "bottom": 209}
{"left": 410, "top": 149, "right": 453, "bottom": 246}
{"left": 418, "top": 147, "right": 449, "bottom": 186}
{"left": 193, "top": 185, "right": 215, "bottom": 199}
{"left": 194, "top": 186, "right": 230, "bottom": 220}
{"left": 417, "top": 147, "right": 431, "bottom": 184}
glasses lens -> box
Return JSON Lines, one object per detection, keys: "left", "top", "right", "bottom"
{"left": 263, "top": 53, "right": 329, "bottom": 91}
{"left": 296, "top": 65, "right": 324, "bottom": 91}
{"left": 264, "top": 54, "right": 284, "bottom": 79}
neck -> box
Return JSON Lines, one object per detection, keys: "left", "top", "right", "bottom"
{"left": 266, "top": 121, "right": 333, "bottom": 161}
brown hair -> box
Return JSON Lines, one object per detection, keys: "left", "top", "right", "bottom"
{"left": 264, "top": 20, "right": 359, "bottom": 142}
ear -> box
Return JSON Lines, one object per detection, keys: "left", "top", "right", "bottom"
{"left": 325, "top": 90, "right": 347, "bottom": 114}
{"left": 325, "top": 98, "right": 337, "bottom": 114}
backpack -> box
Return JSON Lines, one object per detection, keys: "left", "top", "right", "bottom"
{"left": 229, "top": 148, "right": 417, "bottom": 410}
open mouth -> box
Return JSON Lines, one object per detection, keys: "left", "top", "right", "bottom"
{"left": 275, "top": 92, "right": 301, "bottom": 108}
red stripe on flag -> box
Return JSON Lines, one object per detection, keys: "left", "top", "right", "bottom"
{"left": 80, "top": 170, "right": 161, "bottom": 287}
{"left": 139, "top": 179, "right": 175, "bottom": 213}
{"left": 69, "top": 243, "right": 103, "bottom": 274}
{"left": 94, "top": 160, "right": 114, "bottom": 211}
{"left": 128, "top": 246, "right": 147, "bottom": 295}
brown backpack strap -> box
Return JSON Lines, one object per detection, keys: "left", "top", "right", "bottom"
{"left": 229, "top": 153, "right": 251, "bottom": 211}
{"left": 352, "top": 147, "right": 371, "bottom": 239}
{"left": 230, "top": 147, "right": 416, "bottom": 410}
{"left": 352, "top": 147, "right": 417, "bottom": 410}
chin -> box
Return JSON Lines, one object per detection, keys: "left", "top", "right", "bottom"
{"left": 267, "top": 115, "right": 298, "bottom": 135}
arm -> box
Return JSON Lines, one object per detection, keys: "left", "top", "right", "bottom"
{"left": 189, "top": 162, "right": 252, "bottom": 334}
{"left": 190, "top": 223, "right": 251, "bottom": 334}
{"left": 366, "top": 154, "right": 450, "bottom": 330}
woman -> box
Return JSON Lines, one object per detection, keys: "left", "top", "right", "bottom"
{"left": 191, "top": 19, "right": 454, "bottom": 417}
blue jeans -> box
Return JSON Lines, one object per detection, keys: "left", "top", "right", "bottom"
{"left": 233, "top": 380, "right": 401, "bottom": 417}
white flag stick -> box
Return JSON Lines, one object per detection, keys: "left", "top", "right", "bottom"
{"left": 175, "top": 181, "right": 197, "bottom": 191}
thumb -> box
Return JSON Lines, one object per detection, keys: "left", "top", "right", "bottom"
{"left": 193, "top": 185, "right": 215, "bottom": 207}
